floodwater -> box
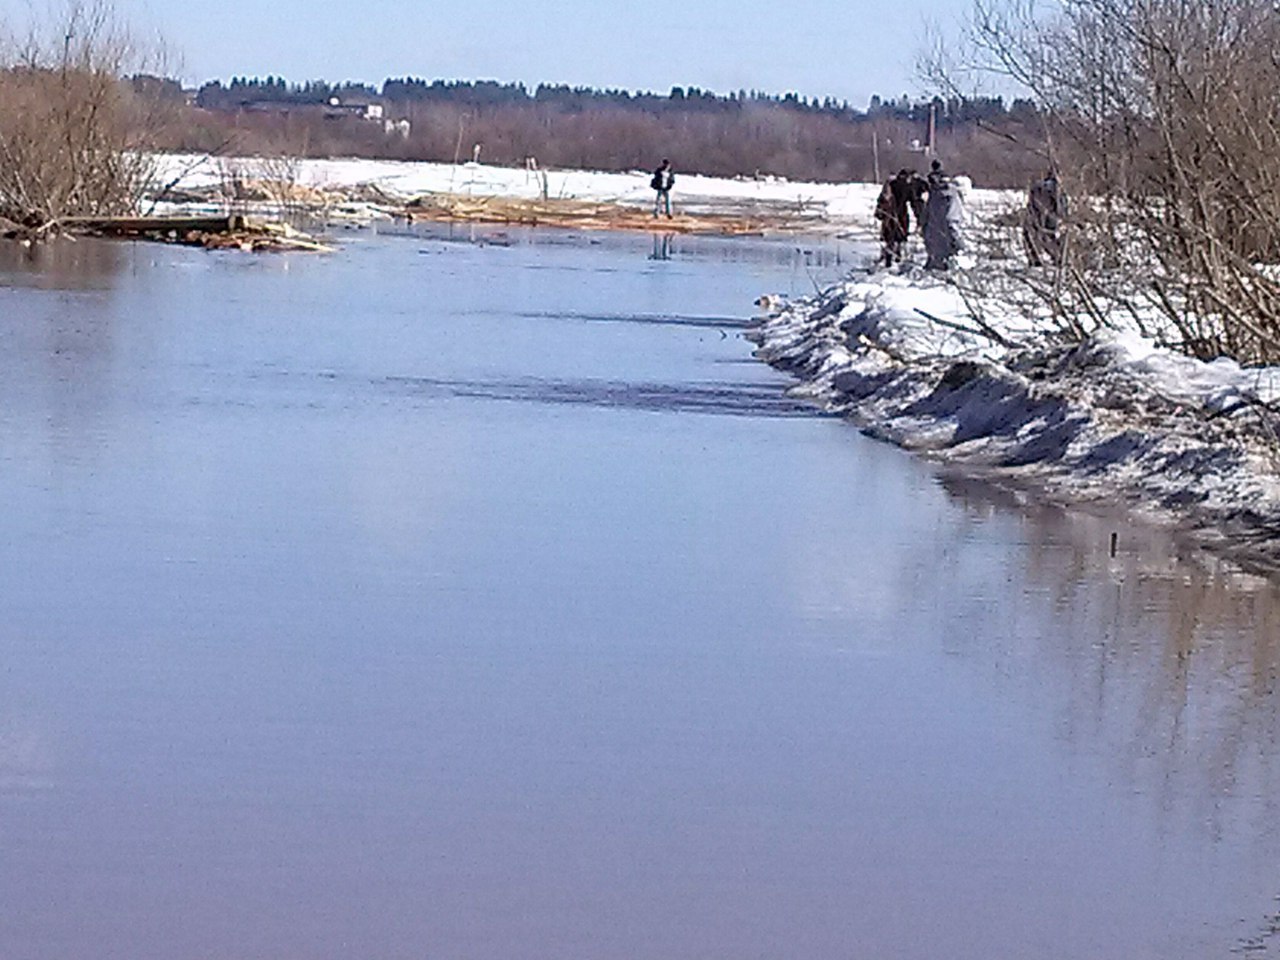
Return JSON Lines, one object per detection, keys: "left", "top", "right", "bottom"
{"left": 2, "top": 226, "right": 1280, "bottom": 960}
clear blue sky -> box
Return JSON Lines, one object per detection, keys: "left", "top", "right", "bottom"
{"left": 2, "top": 0, "right": 963, "bottom": 106}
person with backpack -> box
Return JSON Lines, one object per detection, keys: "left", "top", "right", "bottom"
{"left": 651, "top": 159, "right": 675, "bottom": 218}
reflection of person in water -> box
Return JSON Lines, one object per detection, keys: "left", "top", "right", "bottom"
{"left": 649, "top": 233, "right": 674, "bottom": 261}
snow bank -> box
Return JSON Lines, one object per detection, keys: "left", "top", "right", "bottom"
{"left": 752, "top": 267, "right": 1280, "bottom": 572}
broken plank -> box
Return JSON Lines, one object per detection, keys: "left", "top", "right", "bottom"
{"left": 62, "top": 214, "right": 249, "bottom": 236}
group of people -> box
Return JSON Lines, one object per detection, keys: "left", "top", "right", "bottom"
{"left": 875, "top": 159, "right": 1067, "bottom": 272}
{"left": 650, "top": 156, "right": 1066, "bottom": 271}
{"left": 874, "top": 159, "right": 965, "bottom": 270}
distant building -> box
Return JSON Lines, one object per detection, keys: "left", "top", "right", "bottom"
{"left": 325, "top": 97, "right": 383, "bottom": 121}
{"left": 224, "top": 95, "right": 407, "bottom": 133}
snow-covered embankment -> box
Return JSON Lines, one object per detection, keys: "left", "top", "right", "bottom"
{"left": 751, "top": 269, "right": 1280, "bottom": 571}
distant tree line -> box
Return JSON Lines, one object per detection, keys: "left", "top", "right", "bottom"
{"left": 190, "top": 74, "right": 1038, "bottom": 127}
{"left": 152, "top": 74, "right": 1051, "bottom": 188}
{"left": 194, "top": 76, "right": 380, "bottom": 109}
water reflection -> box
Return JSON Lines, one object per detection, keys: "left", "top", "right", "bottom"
{"left": 377, "top": 371, "right": 823, "bottom": 417}
{"left": 649, "top": 232, "right": 674, "bottom": 261}
{"left": 0, "top": 239, "right": 125, "bottom": 467}
{"left": 504, "top": 310, "right": 757, "bottom": 329}
{"left": 938, "top": 472, "right": 1280, "bottom": 843}
{"left": 0, "top": 236, "right": 124, "bottom": 291}
{"left": 395, "top": 220, "right": 852, "bottom": 276}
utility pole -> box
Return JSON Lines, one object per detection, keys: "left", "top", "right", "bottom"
{"left": 872, "top": 129, "right": 881, "bottom": 184}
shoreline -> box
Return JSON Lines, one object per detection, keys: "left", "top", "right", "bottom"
{"left": 749, "top": 266, "right": 1280, "bottom": 574}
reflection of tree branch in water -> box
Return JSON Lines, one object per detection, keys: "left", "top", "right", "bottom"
{"left": 0, "top": 234, "right": 124, "bottom": 289}
{"left": 934, "top": 471, "right": 1280, "bottom": 847}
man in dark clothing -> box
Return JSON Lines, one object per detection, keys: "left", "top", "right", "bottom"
{"left": 651, "top": 159, "right": 675, "bottom": 218}
{"left": 907, "top": 172, "right": 929, "bottom": 234}
{"left": 875, "top": 169, "right": 914, "bottom": 266}
{"left": 1023, "top": 170, "right": 1066, "bottom": 266}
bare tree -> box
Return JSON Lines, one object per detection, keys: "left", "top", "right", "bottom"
{"left": 0, "top": 0, "right": 175, "bottom": 229}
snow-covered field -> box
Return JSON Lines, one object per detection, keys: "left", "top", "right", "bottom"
{"left": 151, "top": 152, "right": 1016, "bottom": 231}
{"left": 154, "top": 152, "right": 872, "bottom": 215}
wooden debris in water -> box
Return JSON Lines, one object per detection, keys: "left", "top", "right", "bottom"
{"left": 60, "top": 214, "right": 334, "bottom": 252}
{"left": 201, "top": 221, "right": 335, "bottom": 253}
{"left": 403, "top": 193, "right": 775, "bottom": 235}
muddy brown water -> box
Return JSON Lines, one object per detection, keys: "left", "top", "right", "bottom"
{"left": 2, "top": 226, "right": 1279, "bottom": 960}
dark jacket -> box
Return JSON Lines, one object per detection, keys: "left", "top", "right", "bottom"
{"left": 651, "top": 166, "right": 674, "bottom": 192}
{"left": 875, "top": 174, "right": 912, "bottom": 243}
{"left": 1029, "top": 176, "right": 1064, "bottom": 229}
{"left": 907, "top": 174, "right": 928, "bottom": 231}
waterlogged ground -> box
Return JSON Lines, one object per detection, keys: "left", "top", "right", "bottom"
{"left": 2, "top": 227, "right": 1280, "bottom": 960}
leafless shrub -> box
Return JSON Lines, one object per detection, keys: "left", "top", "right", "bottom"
{"left": 0, "top": 1, "right": 174, "bottom": 227}
{"left": 255, "top": 148, "right": 307, "bottom": 218}
{"left": 213, "top": 156, "right": 250, "bottom": 214}
{"left": 210, "top": 128, "right": 320, "bottom": 222}
{"left": 933, "top": 0, "right": 1280, "bottom": 364}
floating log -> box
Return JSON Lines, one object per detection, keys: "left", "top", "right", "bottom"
{"left": 61, "top": 214, "right": 249, "bottom": 237}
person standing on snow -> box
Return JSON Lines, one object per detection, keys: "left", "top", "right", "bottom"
{"left": 651, "top": 159, "right": 675, "bottom": 218}
{"left": 907, "top": 171, "right": 929, "bottom": 234}
{"left": 923, "top": 167, "right": 965, "bottom": 271}
{"left": 875, "top": 169, "right": 914, "bottom": 266}
{"left": 1023, "top": 169, "right": 1066, "bottom": 266}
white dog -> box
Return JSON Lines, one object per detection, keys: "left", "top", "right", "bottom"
{"left": 754, "top": 293, "right": 788, "bottom": 313}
